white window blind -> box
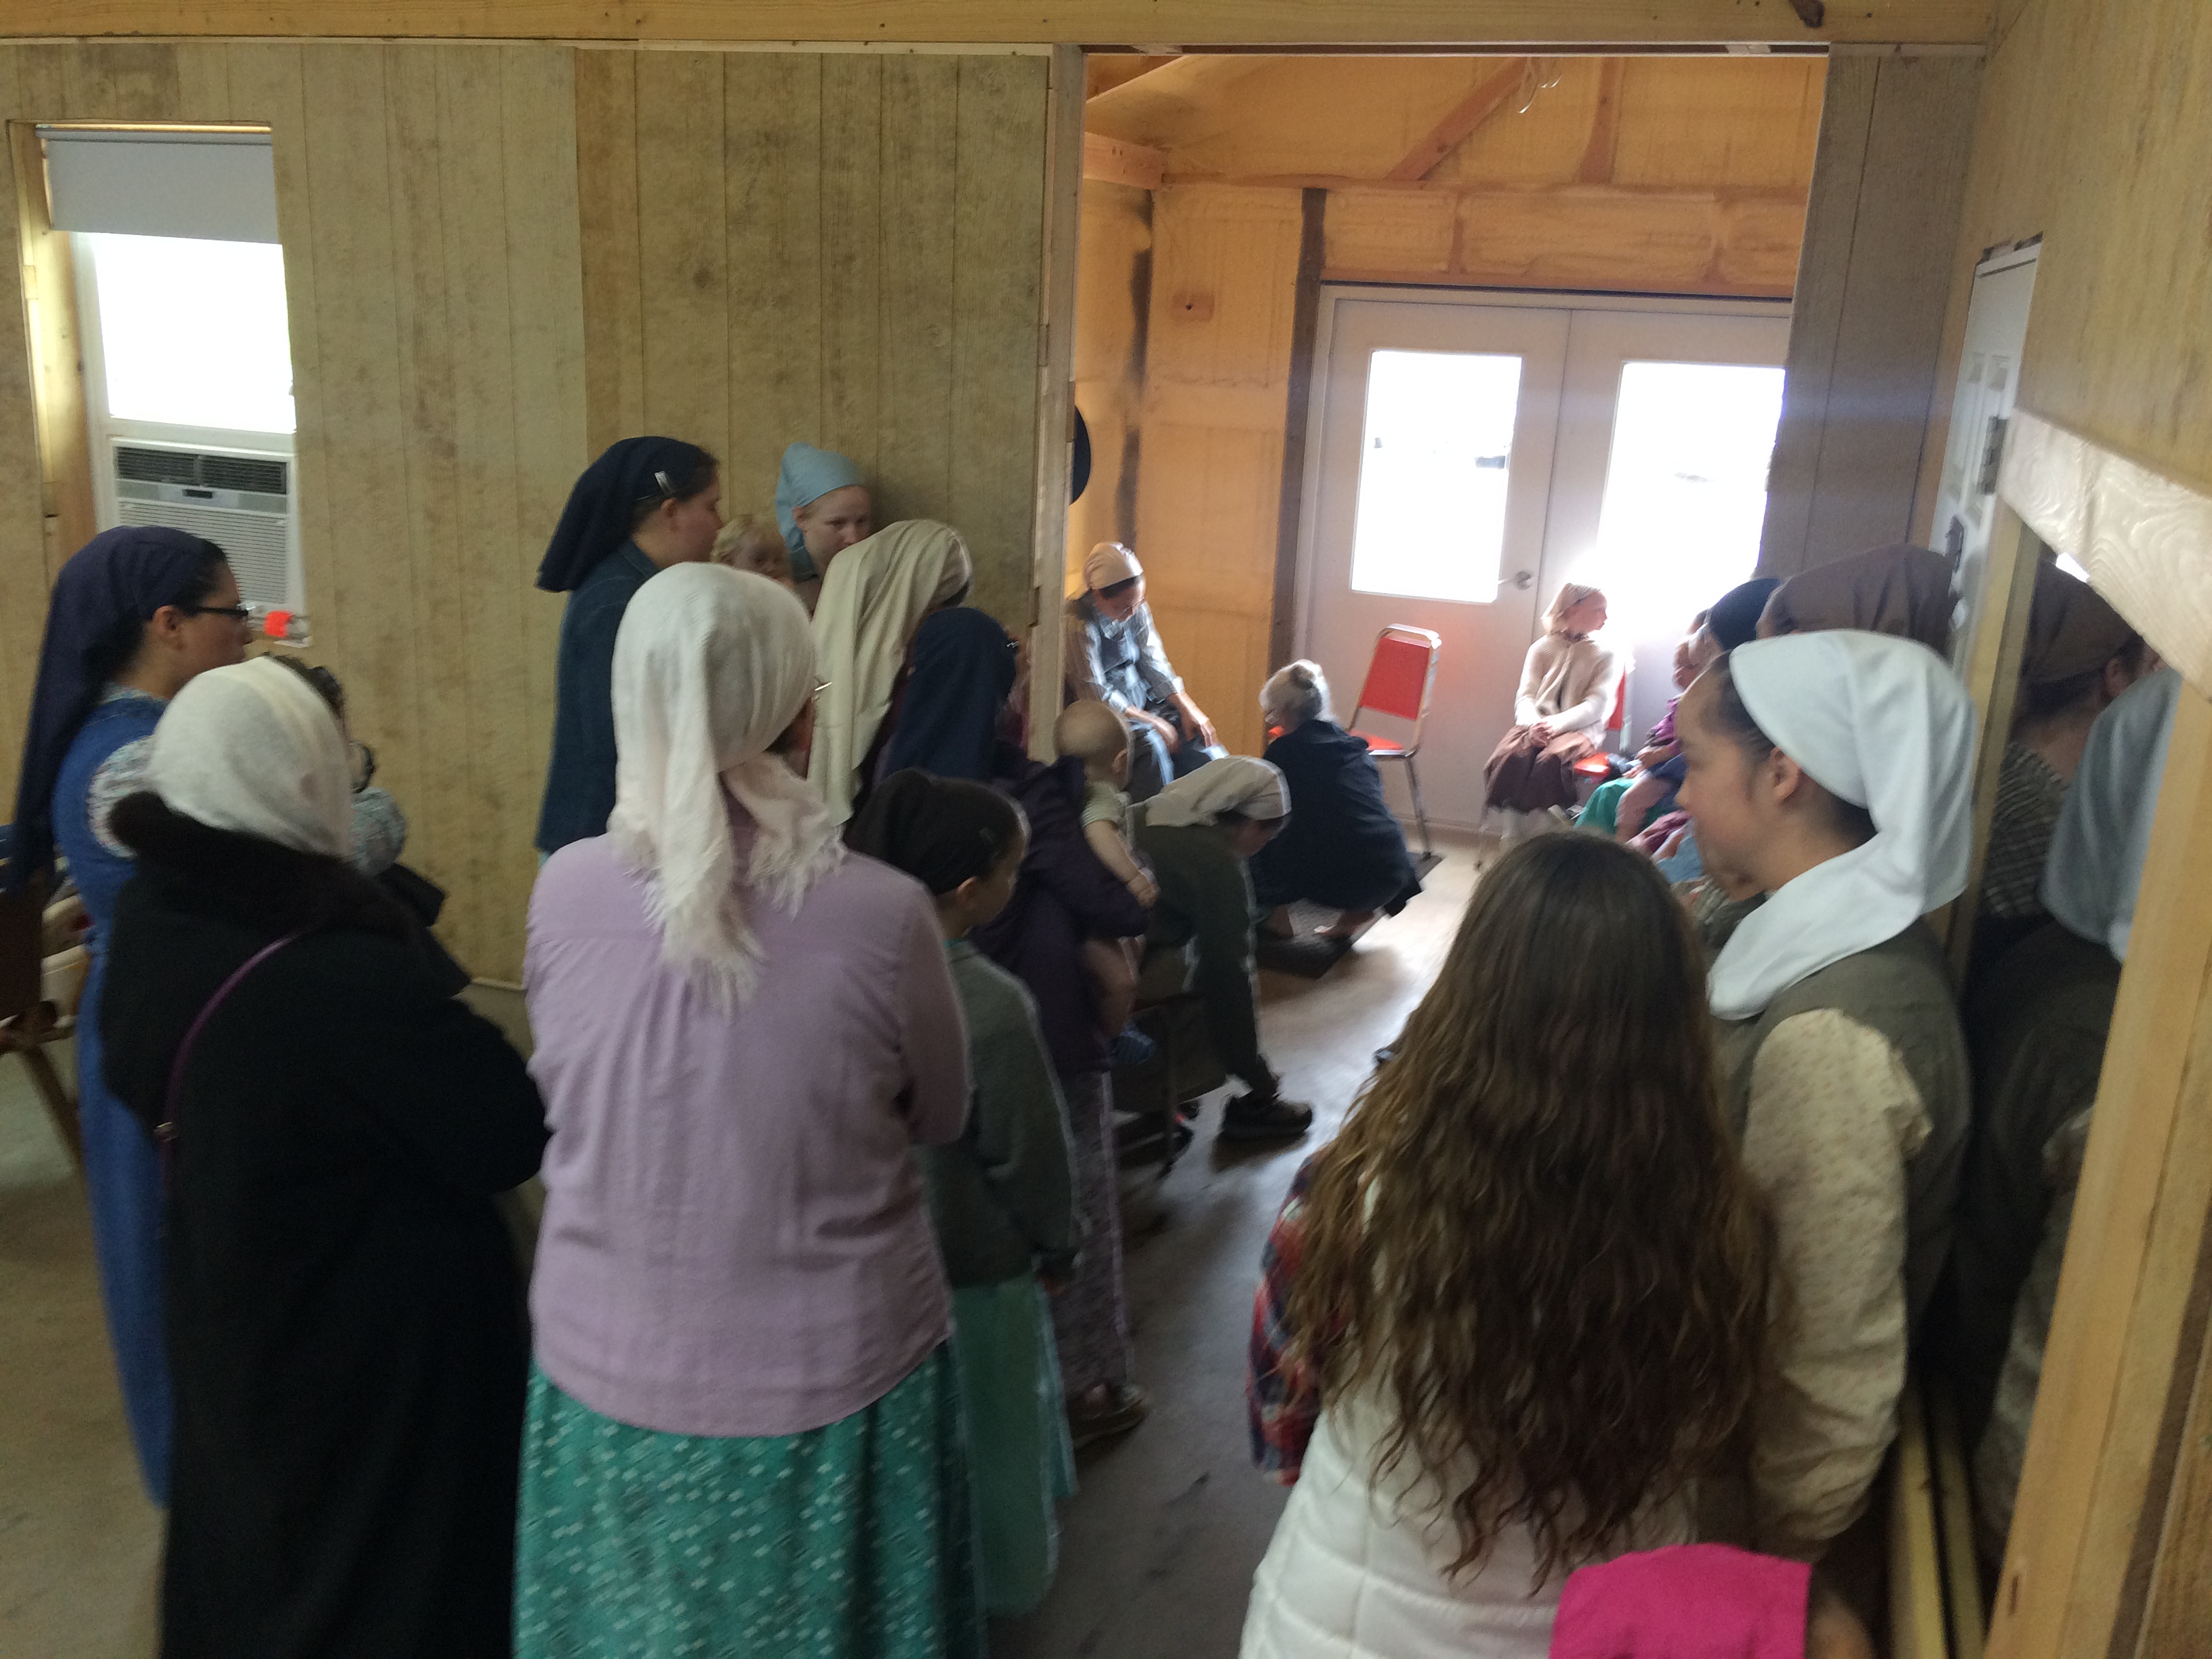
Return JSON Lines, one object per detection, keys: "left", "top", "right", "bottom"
{"left": 41, "top": 127, "right": 277, "bottom": 244}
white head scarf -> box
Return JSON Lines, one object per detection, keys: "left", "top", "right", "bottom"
{"left": 807, "top": 519, "right": 975, "bottom": 825}
{"left": 1706, "top": 631, "right": 1976, "bottom": 1020}
{"left": 1144, "top": 756, "right": 1290, "bottom": 830}
{"left": 147, "top": 657, "right": 352, "bottom": 858}
{"left": 607, "top": 563, "right": 844, "bottom": 1007}
{"left": 2041, "top": 666, "right": 2179, "bottom": 963}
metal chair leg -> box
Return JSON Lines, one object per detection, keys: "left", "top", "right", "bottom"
{"left": 1402, "top": 754, "right": 1434, "bottom": 859}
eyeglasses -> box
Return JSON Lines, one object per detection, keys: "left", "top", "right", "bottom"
{"left": 182, "top": 602, "right": 251, "bottom": 622}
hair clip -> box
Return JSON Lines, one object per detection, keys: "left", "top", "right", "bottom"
{"left": 655, "top": 469, "right": 674, "bottom": 497}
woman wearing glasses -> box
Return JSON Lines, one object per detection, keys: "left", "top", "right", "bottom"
{"left": 3, "top": 527, "right": 405, "bottom": 1507}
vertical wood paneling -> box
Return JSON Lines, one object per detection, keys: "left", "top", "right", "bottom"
{"left": 723, "top": 52, "right": 821, "bottom": 515}
{"left": 817, "top": 56, "right": 884, "bottom": 483}
{"left": 384, "top": 44, "right": 470, "bottom": 953}
{"left": 949, "top": 53, "right": 1048, "bottom": 628}
{"left": 574, "top": 48, "right": 641, "bottom": 458}
{"left": 878, "top": 56, "right": 960, "bottom": 518}
{"left": 0, "top": 41, "right": 1052, "bottom": 975}
{"left": 1758, "top": 54, "right": 1980, "bottom": 579}
{"left": 634, "top": 51, "right": 727, "bottom": 451}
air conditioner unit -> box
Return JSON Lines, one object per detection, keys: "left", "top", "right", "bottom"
{"left": 109, "top": 439, "right": 304, "bottom": 630}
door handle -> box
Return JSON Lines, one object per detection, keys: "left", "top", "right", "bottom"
{"left": 1508, "top": 570, "right": 1534, "bottom": 591}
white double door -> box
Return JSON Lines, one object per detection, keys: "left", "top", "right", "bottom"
{"left": 1294, "top": 289, "right": 1790, "bottom": 831}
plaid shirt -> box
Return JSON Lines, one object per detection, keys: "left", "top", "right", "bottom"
{"left": 1981, "top": 741, "right": 2066, "bottom": 920}
{"left": 1248, "top": 1155, "right": 1325, "bottom": 1484}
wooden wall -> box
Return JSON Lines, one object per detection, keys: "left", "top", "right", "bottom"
{"left": 1068, "top": 178, "right": 1150, "bottom": 579}
{"left": 0, "top": 41, "right": 1065, "bottom": 981}
{"left": 1076, "top": 55, "right": 1824, "bottom": 754}
{"left": 1929, "top": 1, "right": 2212, "bottom": 1653}
{"left": 1757, "top": 52, "right": 1980, "bottom": 580}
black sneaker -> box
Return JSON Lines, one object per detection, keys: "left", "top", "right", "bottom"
{"left": 1218, "top": 1092, "right": 1314, "bottom": 1143}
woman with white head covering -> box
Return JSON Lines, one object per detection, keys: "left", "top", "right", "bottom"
{"left": 1673, "top": 630, "right": 1975, "bottom": 1559}
{"left": 1953, "top": 666, "right": 2180, "bottom": 1562}
{"left": 1484, "top": 581, "right": 1622, "bottom": 827}
{"left": 96, "top": 657, "right": 548, "bottom": 1658}
{"left": 1134, "top": 757, "right": 1313, "bottom": 1143}
{"left": 518, "top": 564, "right": 980, "bottom": 1658}
{"left": 808, "top": 518, "right": 976, "bottom": 825}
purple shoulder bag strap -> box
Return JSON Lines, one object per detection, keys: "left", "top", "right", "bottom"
{"left": 155, "top": 931, "right": 304, "bottom": 1150}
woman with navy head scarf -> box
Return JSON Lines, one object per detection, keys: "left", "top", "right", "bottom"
{"left": 7, "top": 526, "right": 251, "bottom": 1503}
{"left": 535, "top": 436, "right": 721, "bottom": 856}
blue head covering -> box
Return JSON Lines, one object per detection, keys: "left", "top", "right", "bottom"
{"left": 882, "top": 607, "right": 1018, "bottom": 783}
{"left": 537, "top": 436, "right": 716, "bottom": 592}
{"left": 7, "top": 527, "right": 222, "bottom": 891}
{"left": 2041, "top": 666, "right": 2179, "bottom": 963}
{"left": 774, "top": 442, "right": 867, "bottom": 583}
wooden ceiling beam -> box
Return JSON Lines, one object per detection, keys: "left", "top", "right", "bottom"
{"left": 1160, "top": 176, "right": 1808, "bottom": 204}
{"left": 1383, "top": 58, "right": 1528, "bottom": 182}
{"left": 1085, "top": 130, "right": 1167, "bottom": 189}
{"left": 1577, "top": 57, "right": 1624, "bottom": 182}
{"left": 0, "top": 1, "right": 1995, "bottom": 45}
{"left": 1086, "top": 54, "right": 1178, "bottom": 98}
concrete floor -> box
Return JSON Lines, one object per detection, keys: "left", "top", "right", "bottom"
{"left": 0, "top": 835, "right": 1479, "bottom": 1658}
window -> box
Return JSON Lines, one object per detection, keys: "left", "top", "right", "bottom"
{"left": 1585, "top": 360, "right": 1786, "bottom": 636}
{"left": 85, "top": 233, "right": 294, "bottom": 434}
{"left": 1348, "top": 349, "right": 1522, "bottom": 604}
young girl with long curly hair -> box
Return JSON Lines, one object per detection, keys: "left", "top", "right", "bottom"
{"left": 1242, "top": 834, "right": 1771, "bottom": 1656}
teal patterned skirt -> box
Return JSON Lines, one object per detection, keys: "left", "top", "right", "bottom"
{"left": 513, "top": 1349, "right": 983, "bottom": 1659}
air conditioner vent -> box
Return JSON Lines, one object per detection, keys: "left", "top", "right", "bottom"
{"left": 116, "top": 445, "right": 199, "bottom": 486}
{"left": 200, "top": 453, "right": 287, "bottom": 494}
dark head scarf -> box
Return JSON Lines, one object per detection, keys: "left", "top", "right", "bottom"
{"left": 1706, "top": 577, "right": 1781, "bottom": 651}
{"left": 536, "top": 436, "right": 716, "bottom": 592}
{"left": 7, "top": 527, "right": 222, "bottom": 891}
{"left": 846, "top": 768, "right": 1025, "bottom": 896}
{"left": 882, "top": 607, "right": 1019, "bottom": 782}
{"left": 2022, "top": 561, "right": 2137, "bottom": 685}
{"left": 1761, "top": 545, "right": 1954, "bottom": 653}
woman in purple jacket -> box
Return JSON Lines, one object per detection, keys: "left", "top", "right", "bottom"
{"left": 884, "top": 605, "right": 1155, "bottom": 1448}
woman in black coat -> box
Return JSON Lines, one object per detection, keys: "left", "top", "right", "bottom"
{"left": 98, "top": 657, "right": 547, "bottom": 1659}
{"left": 1250, "top": 660, "right": 1420, "bottom": 940}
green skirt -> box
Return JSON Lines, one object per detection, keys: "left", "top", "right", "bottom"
{"left": 950, "top": 1277, "right": 1077, "bottom": 1617}
{"left": 513, "top": 1348, "right": 982, "bottom": 1659}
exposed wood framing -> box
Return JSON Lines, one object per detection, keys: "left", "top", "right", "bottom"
{"left": 1086, "top": 54, "right": 1175, "bottom": 98}
{"left": 1576, "top": 56, "right": 1623, "bottom": 181}
{"left": 1267, "top": 186, "right": 1324, "bottom": 672}
{"left": 1084, "top": 129, "right": 1164, "bottom": 188}
{"left": 1889, "top": 1385, "right": 1947, "bottom": 1659}
{"left": 1999, "top": 409, "right": 2212, "bottom": 696}
{"left": 1382, "top": 57, "right": 1525, "bottom": 181}
{"left": 1028, "top": 45, "right": 1084, "bottom": 756}
{"left": 0, "top": 1, "right": 1996, "bottom": 46}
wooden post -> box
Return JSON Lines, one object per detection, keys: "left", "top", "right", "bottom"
{"left": 1946, "top": 499, "right": 2039, "bottom": 985}
{"left": 1026, "top": 43, "right": 1082, "bottom": 759}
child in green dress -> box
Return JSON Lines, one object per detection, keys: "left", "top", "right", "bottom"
{"left": 848, "top": 767, "right": 1081, "bottom": 1618}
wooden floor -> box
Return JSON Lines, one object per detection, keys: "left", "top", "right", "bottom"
{"left": 0, "top": 833, "right": 1484, "bottom": 1658}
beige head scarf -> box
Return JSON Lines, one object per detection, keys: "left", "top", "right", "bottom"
{"left": 608, "top": 563, "right": 844, "bottom": 1008}
{"left": 1143, "top": 756, "right": 1291, "bottom": 830}
{"left": 147, "top": 657, "right": 352, "bottom": 858}
{"left": 1760, "top": 545, "right": 1954, "bottom": 653}
{"left": 808, "top": 520, "right": 975, "bottom": 823}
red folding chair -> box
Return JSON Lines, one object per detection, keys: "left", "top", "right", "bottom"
{"left": 1348, "top": 625, "right": 1442, "bottom": 858}
{"left": 1571, "top": 668, "right": 1632, "bottom": 785}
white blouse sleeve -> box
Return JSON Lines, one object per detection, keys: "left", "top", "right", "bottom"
{"left": 1513, "top": 639, "right": 1551, "bottom": 727}
{"left": 1549, "top": 644, "right": 1622, "bottom": 735}
{"left": 1741, "top": 1007, "right": 1931, "bottom": 1559}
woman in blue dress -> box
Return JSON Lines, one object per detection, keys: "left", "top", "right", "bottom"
{"left": 7, "top": 527, "right": 254, "bottom": 1503}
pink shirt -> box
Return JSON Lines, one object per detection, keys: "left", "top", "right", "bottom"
{"left": 524, "top": 835, "right": 970, "bottom": 1437}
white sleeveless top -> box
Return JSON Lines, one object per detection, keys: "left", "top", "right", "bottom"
{"left": 1240, "top": 1390, "right": 1691, "bottom": 1659}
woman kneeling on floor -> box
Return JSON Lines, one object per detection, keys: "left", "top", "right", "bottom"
{"left": 1250, "top": 660, "right": 1420, "bottom": 943}
{"left": 1242, "top": 834, "right": 1770, "bottom": 1656}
